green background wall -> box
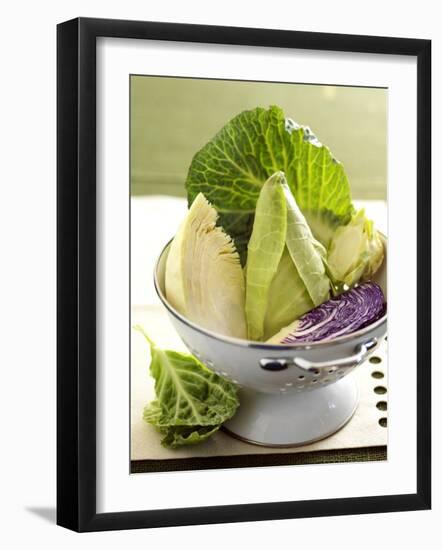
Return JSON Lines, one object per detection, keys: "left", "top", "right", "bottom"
{"left": 131, "top": 76, "right": 387, "bottom": 200}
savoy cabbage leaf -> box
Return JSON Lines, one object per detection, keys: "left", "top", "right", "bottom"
{"left": 136, "top": 327, "right": 239, "bottom": 448}
{"left": 185, "top": 105, "right": 354, "bottom": 262}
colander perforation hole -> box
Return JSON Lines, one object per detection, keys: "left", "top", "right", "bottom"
{"left": 298, "top": 375, "right": 305, "bottom": 381}
{"left": 379, "top": 417, "right": 387, "bottom": 428}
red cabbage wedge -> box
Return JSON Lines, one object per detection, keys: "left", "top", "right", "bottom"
{"left": 267, "top": 282, "right": 385, "bottom": 344}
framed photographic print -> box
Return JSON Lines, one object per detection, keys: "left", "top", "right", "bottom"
{"left": 57, "top": 17, "right": 431, "bottom": 532}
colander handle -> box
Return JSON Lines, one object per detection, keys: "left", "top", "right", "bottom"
{"left": 292, "top": 338, "right": 378, "bottom": 372}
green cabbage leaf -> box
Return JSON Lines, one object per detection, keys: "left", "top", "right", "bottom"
{"left": 185, "top": 105, "right": 354, "bottom": 262}
{"left": 136, "top": 327, "right": 239, "bottom": 448}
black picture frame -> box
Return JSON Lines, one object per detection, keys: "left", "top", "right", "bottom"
{"left": 57, "top": 17, "right": 431, "bottom": 532}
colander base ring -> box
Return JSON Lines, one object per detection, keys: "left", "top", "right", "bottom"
{"left": 222, "top": 375, "right": 359, "bottom": 447}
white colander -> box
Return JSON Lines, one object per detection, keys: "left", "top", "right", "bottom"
{"left": 154, "top": 241, "right": 387, "bottom": 447}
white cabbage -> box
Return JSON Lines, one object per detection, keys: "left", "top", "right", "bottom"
{"left": 165, "top": 193, "right": 247, "bottom": 339}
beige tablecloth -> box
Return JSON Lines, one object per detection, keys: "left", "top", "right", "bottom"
{"left": 131, "top": 305, "right": 388, "bottom": 462}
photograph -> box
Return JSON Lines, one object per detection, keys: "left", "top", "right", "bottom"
{"left": 0, "top": 0, "right": 435, "bottom": 542}
{"left": 129, "top": 75, "right": 389, "bottom": 473}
